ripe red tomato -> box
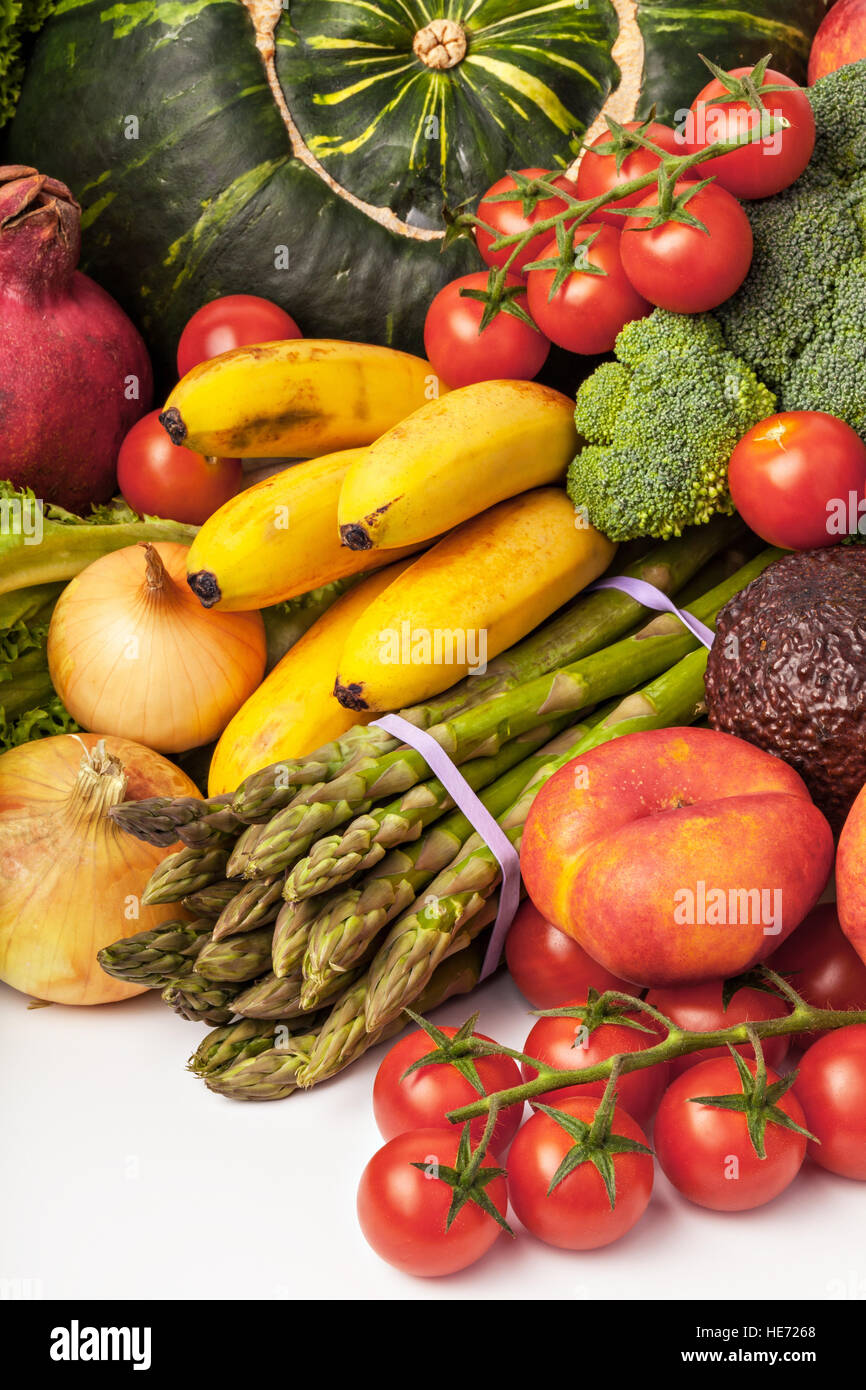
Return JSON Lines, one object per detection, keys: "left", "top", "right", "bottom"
{"left": 645, "top": 979, "right": 790, "bottom": 1079}
{"left": 576, "top": 121, "right": 683, "bottom": 226}
{"left": 423, "top": 272, "right": 550, "bottom": 388}
{"left": 521, "top": 1006, "right": 668, "bottom": 1128}
{"left": 684, "top": 67, "right": 816, "bottom": 200}
{"left": 620, "top": 180, "right": 753, "bottom": 312}
{"left": 794, "top": 1026, "right": 866, "bottom": 1180}
{"left": 373, "top": 1026, "right": 523, "bottom": 1152}
{"left": 177, "top": 294, "right": 301, "bottom": 378}
{"left": 117, "top": 411, "right": 241, "bottom": 525}
{"left": 727, "top": 411, "right": 866, "bottom": 550}
{"left": 507, "top": 1096, "right": 653, "bottom": 1249}
{"left": 769, "top": 903, "right": 866, "bottom": 1044}
{"left": 505, "top": 900, "right": 631, "bottom": 1009}
{"left": 654, "top": 1056, "right": 808, "bottom": 1210}
{"left": 356, "top": 1126, "right": 508, "bottom": 1276}
{"left": 474, "top": 168, "right": 580, "bottom": 275}
{"left": 526, "top": 222, "right": 650, "bottom": 354}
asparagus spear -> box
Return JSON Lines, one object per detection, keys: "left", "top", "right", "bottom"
{"left": 181, "top": 881, "right": 238, "bottom": 917}
{"left": 97, "top": 919, "right": 213, "bottom": 987}
{"left": 211, "top": 875, "right": 285, "bottom": 941}
{"left": 193, "top": 926, "right": 274, "bottom": 983}
{"left": 233, "top": 966, "right": 349, "bottom": 1019}
{"left": 190, "top": 1021, "right": 320, "bottom": 1101}
{"left": 296, "top": 925, "right": 493, "bottom": 1089}
{"left": 230, "top": 519, "right": 742, "bottom": 823}
{"left": 300, "top": 717, "right": 600, "bottom": 993}
{"left": 161, "top": 976, "right": 244, "bottom": 1025}
{"left": 284, "top": 719, "right": 569, "bottom": 901}
{"left": 109, "top": 795, "right": 241, "bottom": 848}
{"left": 271, "top": 898, "right": 320, "bottom": 979}
{"left": 141, "top": 846, "right": 231, "bottom": 905}
{"left": 364, "top": 644, "right": 712, "bottom": 1033}
{"left": 241, "top": 551, "right": 778, "bottom": 881}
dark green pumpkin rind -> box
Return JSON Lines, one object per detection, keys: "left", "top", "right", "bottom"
{"left": 3, "top": 0, "right": 827, "bottom": 379}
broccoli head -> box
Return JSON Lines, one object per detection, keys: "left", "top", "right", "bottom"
{"left": 715, "top": 60, "right": 866, "bottom": 423}
{"left": 568, "top": 312, "right": 776, "bottom": 541}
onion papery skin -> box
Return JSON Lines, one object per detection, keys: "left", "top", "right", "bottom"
{"left": 47, "top": 543, "right": 267, "bottom": 754}
{"left": 0, "top": 733, "right": 200, "bottom": 1005}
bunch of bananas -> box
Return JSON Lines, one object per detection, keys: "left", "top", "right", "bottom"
{"left": 166, "top": 339, "right": 614, "bottom": 791}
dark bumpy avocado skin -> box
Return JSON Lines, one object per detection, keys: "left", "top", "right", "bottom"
{"left": 705, "top": 548, "right": 866, "bottom": 836}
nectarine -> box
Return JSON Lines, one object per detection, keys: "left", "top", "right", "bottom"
{"left": 520, "top": 727, "right": 834, "bottom": 987}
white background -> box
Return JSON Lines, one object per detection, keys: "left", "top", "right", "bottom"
{"left": 2, "top": 969, "right": 864, "bottom": 1301}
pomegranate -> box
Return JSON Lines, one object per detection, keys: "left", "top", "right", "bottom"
{"left": 0, "top": 165, "right": 153, "bottom": 513}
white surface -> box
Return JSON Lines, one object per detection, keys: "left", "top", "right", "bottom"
{"left": 2, "top": 970, "right": 864, "bottom": 1301}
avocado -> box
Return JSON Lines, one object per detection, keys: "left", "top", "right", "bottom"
{"left": 705, "top": 547, "right": 866, "bottom": 835}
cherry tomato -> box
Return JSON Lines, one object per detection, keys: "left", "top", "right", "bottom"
{"left": 769, "top": 903, "right": 866, "bottom": 1045}
{"left": 177, "top": 294, "right": 301, "bottom": 378}
{"left": 684, "top": 67, "right": 816, "bottom": 200}
{"left": 521, "top": 1006, "right": 668, "bottom": 1129}
{"left": 654, "top": 1056, "right": 808, "bottom": 1211}
{"left": 727, "top": 410, "right": 866, "bottom": 550}
{"left": 505, "top": 900, "right": 631, "bottom": 1009}
{"left": 794, "top": 1026, "right": 866, "bottom": 1180}
{"left": 117, "top": 411, "right": 241, "bottom": 525}
{"left": 356, "top": 1126, "right": 508, "bottom": 1276}
{"left": 645, "top": 979, "right": 790, "bottom": 1079}
{"left": 474, "top": 168, "right": 580, "bottom": 275}
{"left": 508, "top": 1096, "right": 653, "bottom": 1249}
{"left": 423, "top": 272, "right": 550, "bottom": 388}
{"left": 373, "top": 1026, "right": 523, "bottom": 1152}
{"left": 576, "top": 121, "right": 684, "bottom": 226}
{"left": 526, "top": 222, "right": 650, "bottom": 354}
{"left": 620, "top": 179, "right": 753, "bottom": 312}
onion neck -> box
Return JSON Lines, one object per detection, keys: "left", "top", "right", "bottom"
{"left": 140, "top": 542, "right": 182, "bottom": 610}
{"left": 67, "top": 741, "right": 129, "bottom": 827}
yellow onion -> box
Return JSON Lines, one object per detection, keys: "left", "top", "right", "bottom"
{"left": 48, "top": 542, "right": 266, "bottom": 753}
{"left": 0, "top": 732, "right": 200, "bottom": 1005}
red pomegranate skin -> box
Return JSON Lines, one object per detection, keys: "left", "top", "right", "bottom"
{"left": 0, "top": 165, "right": 152, "bottom": 513}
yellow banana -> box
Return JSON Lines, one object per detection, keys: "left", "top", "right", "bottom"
{"left": 337, "top": 379, "right": 578, "bottom": 551}
{"left": 334, "top": 488, "right": 616, "bottom": 712}
{"left": 208, "top": 561, "right": 414, "bottom": 795}
{"left": 160, "top": 339, "right": 445, "bottom": 458}
{"left": 186, "top": 449, "right": 423, "bottom": 611}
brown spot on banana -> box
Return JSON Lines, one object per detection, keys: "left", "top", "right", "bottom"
{"left": 159, "top": 406, "right": 186, "bottom": 446}
{"left": 333, "top": 678, "right": 369, "bottom": 711}
{"left": 187, "top": 570, "right": 222, "bottom": 608}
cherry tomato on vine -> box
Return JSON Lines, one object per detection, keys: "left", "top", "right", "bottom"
{"left": 794, "top": 1026, "right": 866, "bottom": 1180}
{"left": 505, "top": 900, "right": 631, "bottom": 1009}
{"left": 769, "top": 904, "right": 866, "bottom": 1044}
{"left": 620, "top": 179, "right": 753, "bottom": 312}
{"left": 474, "top": 168, "right": 580, "bottom": 275}
{"left": 117, "top": 411, "right": 241, "bottom": 525}
{"left": 684, "top": 65, "right": 816, "bottom": 200}
{"left": 423, "top": 272, "right": 550, "bottom": 388}
{"left": 356, "top": 1126, "right": 508, "bottom": 1276}
{"left": 645, "top": 979, "right": 790, "bottom": 1079}
{"left": 177, "top": 294, "right": 301, "bottom": 378}
{"left": 654, "top": 1055, "right": 809, "bottom": 1211}
{"left": 521, "top": 1005, "right": 668, "bottom": 1128}
{"left": 373, "top": 1026, "right": 524, "bottom": 1152}
{"left": 525, "top": 221, "right": 651, "bottom": 354}
{"left": 508, "top": 1096, "right": 653, "bottom": 1249}
{"left": 727, "top": 411, "right": 866, "bottom": 551}
{"left": 575, "top": 120, "right": 684, "bottom": 226}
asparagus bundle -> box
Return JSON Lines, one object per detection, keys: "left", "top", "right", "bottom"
{"left": 97, "top": 919, "right": 214, "bottom": 988}
{"left": 100, "top": 533, "right": 777, "bottom": 1103}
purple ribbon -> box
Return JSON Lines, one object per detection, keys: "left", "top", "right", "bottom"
{"left": 371, "top": 713, "right": 521, "bottom": 981}
{"left": 371, "top": 576, "right": 715, "bottom": 984}
{"left": 588, "top": 576, "right": 716, "bottom": 650}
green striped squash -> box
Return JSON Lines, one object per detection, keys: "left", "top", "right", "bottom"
{"left": 4, "top": 0, "right": 829, "bottom": 375}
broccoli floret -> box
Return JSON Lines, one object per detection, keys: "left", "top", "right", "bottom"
{"left": 567, "top": 311, "right": 776, "bottom": 541}
{"left": 715, "top": 61, "right": 866, "bottom": 424}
